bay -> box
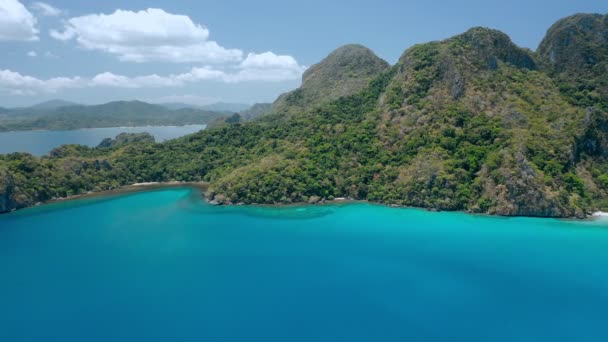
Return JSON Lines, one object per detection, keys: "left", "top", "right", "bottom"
{"left": 1, "top": 188, "right": 607, "bottom": 341}
{"left": 0, "top": 125, "right": 206, "bottom": 156}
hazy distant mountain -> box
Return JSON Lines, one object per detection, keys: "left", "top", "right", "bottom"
{"left": 239, "top": 103, "right": 272, "bottom": 120}
{"left": 200, "top": 102, "right": 250, "bottom": 112}
{"left": 159, "top": 103, "right": 205, "bottom": 111}
{"left": 29, "top": 99, "right": 80, "bottom": 110}
{"left": 0, "top": 100, "right": 227, "bottom": 131}
{"left": 159, "top": 102, "right": 251, "bottom": 112}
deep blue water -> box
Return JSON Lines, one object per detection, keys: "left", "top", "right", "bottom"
{"left": 0, "top": 125, "right": 206, "bottom": 156}
{"left": 1, "top": 188, "right": 608, "bottom": 341}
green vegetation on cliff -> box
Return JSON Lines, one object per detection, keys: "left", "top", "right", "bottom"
{"left": 1, "top": 13, "right": 607, "bottom": 217}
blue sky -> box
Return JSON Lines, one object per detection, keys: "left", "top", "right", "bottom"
{"left": 0, "top": 0, "right": 606, "bottom": 107}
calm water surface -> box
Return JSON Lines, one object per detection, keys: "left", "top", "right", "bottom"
{"left": 0, "top": 125, "right": 206, "bottom": 156}
{"left": 1, "top": 188, "right": 607, "bottom": 341}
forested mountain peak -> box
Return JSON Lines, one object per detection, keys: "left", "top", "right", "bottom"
{"left": 538, "top": 13, "right": 607, "bottom": 70}
{"left": 537, "top": 13, "right": 608, "bottom": 109}
{"left": 271, "top": 44, "right": 390, "bottom": 117}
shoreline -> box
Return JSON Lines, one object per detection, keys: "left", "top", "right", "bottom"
{"left": 3, "top": 184, "right": 607, "bottom": 222}
{"left": 44, "top": 181, "right": 209, "bottom": 206}
{"left": 0, "top": 124, "right": 207, "bottom": 134}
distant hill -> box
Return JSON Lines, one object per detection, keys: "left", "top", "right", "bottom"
{"left": 0, "top": 100, "right": 226, "bottom": 131}
{"left": 206, "top": 103, "right": 272, "bottom": 128}
{"left": 159, "top": 102, "right": 205, "bottom": 111}
{"left": 159, "top": 102, "right": 251, "bottom": 112}
{"left": 200, "top": 102, "right": 250, "bottom": 112}
{"left": 29, "top": 99, "right": 80, "bottom": 110}
{"left": 240, "top": 103, "right": 272, "bottom": 120}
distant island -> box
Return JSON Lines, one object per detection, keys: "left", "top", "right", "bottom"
{"left": 0, "top": 100, "right": 265, "bottom": 132}
{"left": 1, "top": 13, "right": 607, "bottom": 218}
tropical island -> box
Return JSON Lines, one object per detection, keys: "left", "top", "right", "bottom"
{"left": 1, "top": 13, "right": 607, "bottom": 218}
{"left": 0, "top": 100, "right": 238, "bottom": 131}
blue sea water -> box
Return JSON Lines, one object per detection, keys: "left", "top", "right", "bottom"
{"left": 0, "top": 125, "right": 206, "bottom": 156}
{"left": 1, "top": 188, "right": 608, "bottom": 341}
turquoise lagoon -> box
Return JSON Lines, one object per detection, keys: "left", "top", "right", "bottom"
{"left": 1, "top": 188, "right": 607, "bottom": 341}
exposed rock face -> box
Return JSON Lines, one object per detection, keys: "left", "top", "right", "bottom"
{"left": 271, "top": 44, "right": 390, "bottom": 117}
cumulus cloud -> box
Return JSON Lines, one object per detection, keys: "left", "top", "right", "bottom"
{"left": 0, "top": 69, "right": 81, "bottom": 95}
{"left": 27, "top": 50, "right": 37, "bottom": 57}
{"left": 90, "top": 72, "right": 184, "bottom": 88}
{"left": 50, "top": 8, "right": 243, "bottom": 63}
{"left": 30, "top": 2, "right": 62, "bottom": 17}
{"left": 227, "top": 52, "right": 307, "bottom": 82}
{"left": 88, "top": 61, "right": 305, "bottom": 88}
{"left": 0, "top": 0, "right": 38, "bottom": 41}
{"left": 0, "top": 60, "right": 306, "bottom": 96}
{"left": 43, "top": 6, "right": 307, "bottom": 90}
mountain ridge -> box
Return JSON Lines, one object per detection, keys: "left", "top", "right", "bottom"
{"left": 0, "top": 100, "right": 227, "bottom": 131}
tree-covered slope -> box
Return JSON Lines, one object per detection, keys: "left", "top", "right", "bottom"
{"left": 1, "top": 14, "right": 607, "bottom": 217}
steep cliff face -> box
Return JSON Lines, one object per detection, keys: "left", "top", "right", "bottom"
{"left": 271, "top": 44, "right": 390, "bottom": 117}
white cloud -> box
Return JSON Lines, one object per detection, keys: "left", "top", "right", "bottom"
{"left": 0, "top": 0, "right": 38, "bottom": 41}
{"left": 30, "top": 2, "right": 62, "bottom": 17}
{"left": 90, "top": 72, "right": 183, "bottom": 88}
{"left": 44, "top": 6, "right": 307, "bottom": 87}
{"left": 0, "top": 69, "right": 81, "bottom": 95}
{"left": 27, "top": 50, "right": 36, "bottom": 57}
{"left": 0, "top": 59, "right": 305, "bottom": 96}
{"left": 226, "top": 52, "right": 307, "bottom": 82}
{"left": 88, "top": 62, "right": 306, "bottom": 88}
{"left": 50, "top": 8, "right": 242, "bottom": 63}
{"left": 240, "top": 52, "right": 302, "bottom": 70}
